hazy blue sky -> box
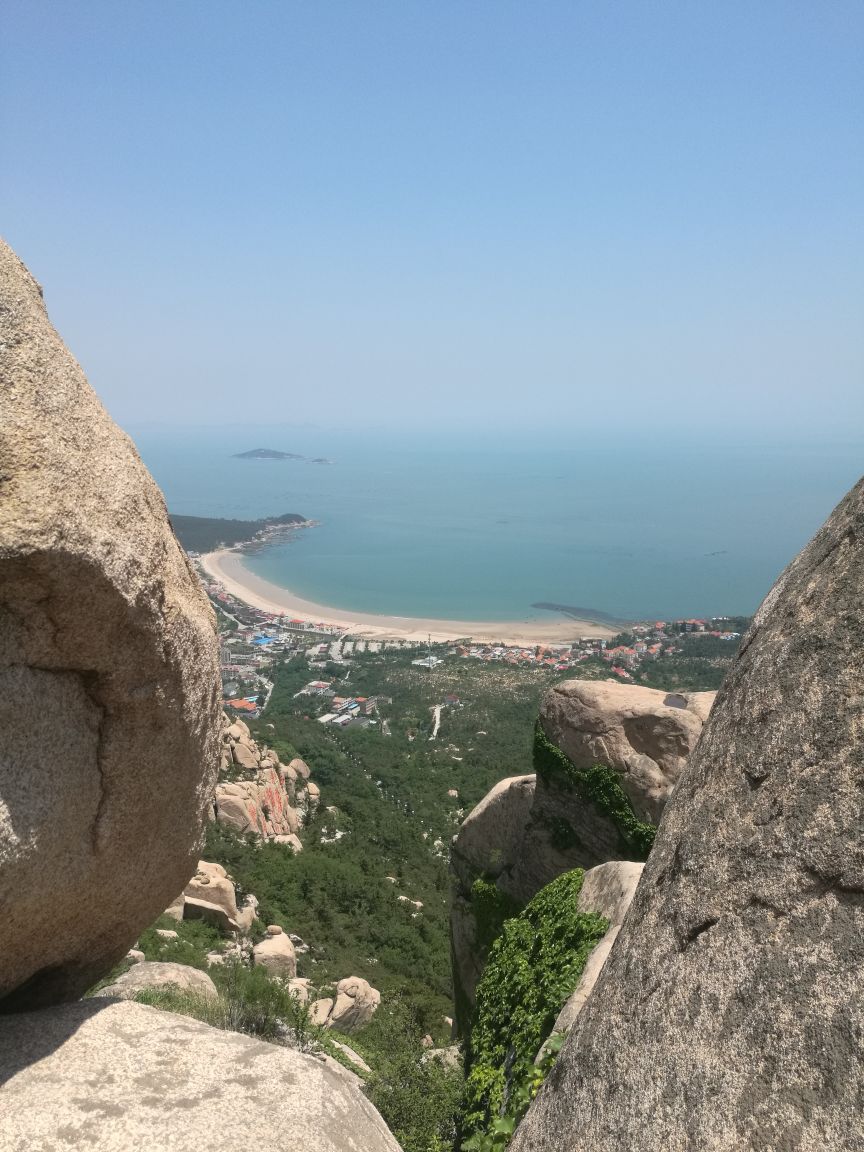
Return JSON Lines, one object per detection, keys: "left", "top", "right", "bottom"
{"left": 2, "top": 2, "right": 862, "bottom": 436}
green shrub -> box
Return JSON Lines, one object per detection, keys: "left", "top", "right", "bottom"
{"left": 470, "top": 878, "right": 522, "bottom": 956}
{"left": 134, "top": 961, "right": 321, "bottom": 1050}
{"left": 355, "top": 996, "right": 464, "bottom": 1152}
{"left": 533, "top": 721, "right": 656, "bottom": 858}
{"left": 462, "top": 870, "right": 608, "bottom": 1144}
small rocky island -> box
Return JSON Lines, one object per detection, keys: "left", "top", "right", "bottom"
{"left": 233, "top": 448, "right": 305, "bottom": 460}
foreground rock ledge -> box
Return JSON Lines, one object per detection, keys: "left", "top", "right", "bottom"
{"left": 0, "top": 1000, "right": 403, "bottom": 1152}
{"left": 510, "top": 476, "right": 864, "bottom": 1151}
{"left": 0, "top": 238, "right": 221, "bottom": 1007}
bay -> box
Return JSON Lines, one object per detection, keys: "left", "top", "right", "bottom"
{"left": 131, "top": 425, "right": 862, "bottom": 622}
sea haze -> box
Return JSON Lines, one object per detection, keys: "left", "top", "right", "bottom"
{"left": 132, "top": 427, "right": 862, "bottom": 623}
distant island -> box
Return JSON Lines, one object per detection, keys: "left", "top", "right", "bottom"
{"left": 170, "top": 511, "right": 310, "bottom": 554}
{"left": 233, "top": 447, "right": 334, "bottom": 464}
{"left": 233, "top": 448, "right": 304, "bottom": 460}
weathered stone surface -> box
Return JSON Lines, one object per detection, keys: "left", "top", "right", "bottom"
{"left": 0, "top": 240, "right": 221, "bottom": 1009}
{"left": 252, "top": 926, "right": 297, "bottom": 978}
{"left": 95, "top": 961, "right": 218, "bottom": 1001}
{"left": 540, "top": 679, "right": 714, "bottom": 824}
{"left": 329, "top": 977, "right": 381, "bottom": 1033}
{"left": 450, "top": 775, "right": 536, "bottom": 895}
{"left": 511, "top": 478, "right": 864, "bottom": 1152}
{"left": 311, "top": 997, "right": 335, "bottom": 1026}
{"left": 183, "top": 861, "right": 241, "bottom": 931}
{"left": 289, "top": 757, "right": 312, "bottom": 780}
{"left": 312, "top": 978, "right": 381, "bottom": 1033}
{"left": 331, "top": 1040, "right": 373, "bottom": 1075}
{"left": 213, "top": 713, "right": 312, "bottom": 841}
{"left": 0, "top": 1000, "right": 402, "bottom": 1150}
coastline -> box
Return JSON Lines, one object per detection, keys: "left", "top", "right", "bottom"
{"left": 199, "top": 547, "right": 621, "bottom": 644}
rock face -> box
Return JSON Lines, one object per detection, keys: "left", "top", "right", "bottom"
{"left": 0, "top": 240, "right": 221, "bottom": 1009}
{"left": 450, "top": 684, "right": 714, "bottom": 1028}
{"left": 312, "top": 977, "right": 381, "bottom": 1034}
{"left": 511, "top": 478, "right": 864, "bottom": 1152}
{"left": 0, "top": 1000, "right": 403, "bottom": 1151}
{"left": 541, "top": 679, "right": 715, "bottom": 823}
{"left": 214, "top": 714, "right": 318, "bottom": 841}
{"left": 95, "top": 961, "right": 218, "bottom": 1001}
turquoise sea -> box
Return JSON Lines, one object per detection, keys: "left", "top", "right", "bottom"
{"left": 131, "top": 426, "right": 862, "bottom": 623}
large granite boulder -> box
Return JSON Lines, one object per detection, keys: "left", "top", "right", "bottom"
{"left": 450, "top": 686, "right": 713, "bottom": 1029}
{"left": 214, "top": 713, "right": 311, "bottom": 839}
{"left": 511, "top": 477, "right": 864, "bottom": 1151}
{"left": 0, "top": 240, "right": 221, "bottom": 1009}
{"left": 540, "top": 679, "right": 715, "bottom": 824}
{"left": 94, "top": 961, "right": 218, "bottom": 1001}
{"left": 0, "top": 1000, "right": 402, "bottom": 1151}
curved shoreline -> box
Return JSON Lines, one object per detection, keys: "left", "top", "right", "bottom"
{"left": 198, "top": 548, "right": 620, "bottom": 644}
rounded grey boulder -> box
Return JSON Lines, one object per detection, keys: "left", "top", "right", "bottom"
{"left": 0, "top": 240, "right": 221, "bottom": 1008}
{"left": 511, "top": 476, "right": 864, "bottom": 1151}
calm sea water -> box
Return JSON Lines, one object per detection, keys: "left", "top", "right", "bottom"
{"left": 131, "top": 426, "right": 862, "bottom": 623}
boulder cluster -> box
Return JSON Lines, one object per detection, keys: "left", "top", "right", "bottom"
{"left": 214, "top": 714, "right": 320, "bottom": 849}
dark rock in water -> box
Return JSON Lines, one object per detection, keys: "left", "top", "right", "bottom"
{"left": 510, "top": 477, "right": 864, "bottom": 1151}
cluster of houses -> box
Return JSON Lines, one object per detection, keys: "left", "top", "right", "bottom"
{"left": 292, "top": 679, "right": 388, "bottom": 729}
{"left": 453, "top": 618, "right": 741, "bottom": 681}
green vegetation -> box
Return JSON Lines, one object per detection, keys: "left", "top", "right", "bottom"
{"left": 134, "top": 961, "right": 322, "bottom": 1049}
{"left": 355, "top": 997, "right": 464, "bottom": 1152}
{"left": 169, "top": 511, "right": 305, "bottom": 552}
{"left": 470, "top": 878, "right": 522, "bottom": 957}
{"left": 462, "top": 870, "right": 608, "bottom": 1145}
{"left": 533, "top": 721, "right": 656, "bottom": 858}
{"left": 462, "top": 1035, "right": 563, "bottom": 1151}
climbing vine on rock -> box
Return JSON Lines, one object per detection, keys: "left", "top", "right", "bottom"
{"left": 532, "top": 720, "right": 657, "bottom": 858}
{"left": 461, "top": 869, "right": 608, "bottom": 1144}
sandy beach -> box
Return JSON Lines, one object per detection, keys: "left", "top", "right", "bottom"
{"left": 198, "top": 548, "right": 620, "bottom": 645}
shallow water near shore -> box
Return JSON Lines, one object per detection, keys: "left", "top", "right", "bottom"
{"left": 132, "top": 425, "right": 862, "bottom": 622}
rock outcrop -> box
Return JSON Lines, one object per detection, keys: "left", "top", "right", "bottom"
{"left": 312, "top": 977, "right": 381, "bottom": 1034}
{"left": 540, "top": 679, "right": 714, "bottom": 823}
{"left": 214, "top": 714, "right": 318, "bottom": 842}
{"left": 0, "top": 1000, "right": 402, "bottom": 1151}
{"left": 252, "top": 925, "right": 297, "bottom": 978}
{"left": 180, "top": 860, "right": 257, "bottom": 934}
{"left": 511, "top": 478, "right": 864, "bottom": 1151}
{"left": 95, "top": 961, "right": 218, "bottom": 1001}
{"left": 451, "top": 684, "right": 712, "bottom": 1027}
{"left": 0, "top": 239, "right": 221, "bottom": 1009}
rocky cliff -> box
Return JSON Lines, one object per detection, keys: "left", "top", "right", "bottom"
{"left": 214, "top": 713, "right": 320, "bottom": 847}
{"left": 510, "top": 478, "right": 864, "bottom": 1150}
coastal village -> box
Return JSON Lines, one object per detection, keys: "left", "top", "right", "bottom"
{"left": 200, "top": 565, "right": 742, "bottom": 723}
